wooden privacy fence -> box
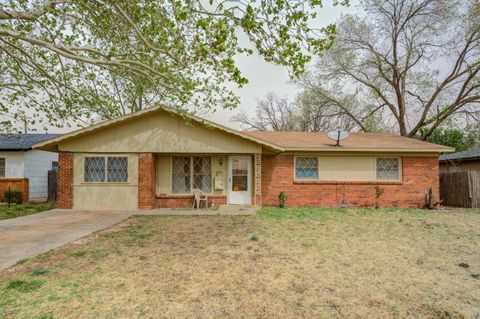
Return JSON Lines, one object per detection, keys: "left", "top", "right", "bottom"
{"left": 440, "top": 171, "right": 480, "bottom": 208}
{"left": 0, "top": 178, "right": 29, "bottom": 203}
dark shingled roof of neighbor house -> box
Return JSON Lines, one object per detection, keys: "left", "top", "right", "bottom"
{"left": 0, "top": 133, "right": 62, "bottom": 151}
{"left": 440, "top": 146, "right": 480, "bottom": 162}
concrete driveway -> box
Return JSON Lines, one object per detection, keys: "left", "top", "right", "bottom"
{"left": 0, "top": 209, "right": 133, "bottom": 270}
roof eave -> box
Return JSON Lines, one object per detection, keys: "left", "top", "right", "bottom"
{"left": 282, "top": 147, "right": 454, "bottom": 153}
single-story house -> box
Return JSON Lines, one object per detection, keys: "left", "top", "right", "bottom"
{"left": 33, "top": 106, "right": 453, "bottom": 210}
{"left": 1, "top": 134, "right": 60, "bottom": 203}
{"left": 440, "top": 147, "right": 480, "bottom": 173}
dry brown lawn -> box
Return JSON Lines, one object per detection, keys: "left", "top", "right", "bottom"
{"left": 0, "top": 207, "right": 479, "bottom": 319}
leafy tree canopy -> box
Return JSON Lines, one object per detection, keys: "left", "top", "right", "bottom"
{"left": 426, "top": 124, "right": 480, "bottom": 152}
{"left": 0, "top": 0, "right": 345, "bottom": 132}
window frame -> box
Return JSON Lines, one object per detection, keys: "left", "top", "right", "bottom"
{"left": 294, "top": 156, "right": 319, "bottom": 180}
{"left": 0, "top": 157, "right": 5, "bottom": 178}
{"left": 171, "top": 156, "right": 192, "bottom": 194}
{"left": 171, "top": 156, "right": 213, "bottom": 194}
{"left": 375, "top": 157, "right": 402, "bottom": 181}
{"left": 83, "top": 155, "right": 129, "bottom": 184}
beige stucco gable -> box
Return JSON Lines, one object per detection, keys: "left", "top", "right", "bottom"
{"left": 56, "top": 110, "right": 263, "bottom": 153}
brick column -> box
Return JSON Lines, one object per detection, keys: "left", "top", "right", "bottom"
{"left": 138, "top": 153, "right": 156, "bottom": 209}
{"left": 253, "top": 153, "right": 262, "bottom": 206}
{"left": 57, "top": 152, "right": 73, "bottom": 209}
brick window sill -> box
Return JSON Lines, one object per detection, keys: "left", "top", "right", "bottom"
{"left": 293, "top": 180, "right": 403, "bottom": 185}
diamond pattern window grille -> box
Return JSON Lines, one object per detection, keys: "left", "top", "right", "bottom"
{"left": 172, "top": 157, "right": 191, "bottom": 193}
{"left": 107, "top": 157, "right": 128, "bottom": 182}
{"left": 295, "top": 157, "right": 318, "bottom": 179}
{"left": 84, "top": 157, "right": 105, "bottom": 182}
{"left": 376, "top": 158, "right": 400, "bottom": 180}
{"left": 193, "top": 157, "right": 211, "bottom": 193}
{"left": 0, "top": 158, "right": 5, "bottom": 177}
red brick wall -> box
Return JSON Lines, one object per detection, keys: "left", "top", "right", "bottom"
{"left": 138, "top": 153, "right": 156, "bottom": 209}
{"left": 57, "top": 152, "right": 73, "bottom": 208}
{"left": 261, "top": 155, "right": 439, "bottom": 208}
{"left": 0, "top": 178, "right": 29, "bottom": 203}
{"left": 253, "top": 153, "right": 262, "bottom": 206}
{"left": 156, "top": 194, "right": 227, "bottom": 208}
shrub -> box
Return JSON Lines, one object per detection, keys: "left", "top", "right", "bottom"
{"left": 3, "top": 190, "right": 22, "bottom": 204}
{"left": 278, "top": 192, "right": 287, "bottom": 208}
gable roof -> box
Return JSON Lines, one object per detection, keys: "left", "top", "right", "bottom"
{"left": 440, "top": 146, "right": 480, "bottom": 162}
{"left": 32, "top": 105, "right": 453, "bottom": 154}
{"left": 33, "top": 105, "right": 284, "bottom": 152}
{"left": 243, "top": 131, "right": 454, "bottom": 153}
{"left": 0, "top": 134, "right": 62, "bottom": 151}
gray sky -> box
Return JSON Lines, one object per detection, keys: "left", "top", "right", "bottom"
{"left": 208, "top": 1, "right": 358, "bottom": 129}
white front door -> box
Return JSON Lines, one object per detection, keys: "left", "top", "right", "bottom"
{"left": 227, "top": 156, "right": 252, "bottom": 205}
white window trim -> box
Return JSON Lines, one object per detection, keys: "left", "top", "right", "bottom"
{"left": 294, "top": 156, "right": 319, "bottom": 181}
{"left": 83, "top": 155, "right": 129, "bottom": 184}
{"left": 0, "top": 157, "right": 6, "bottom": 178}
{"left": 171, "top": 156, "right": 213, "bottom": 194}
{"left": 375, "top": 157, "right": 402, "bottom": 181}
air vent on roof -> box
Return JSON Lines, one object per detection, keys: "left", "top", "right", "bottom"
{"left": 327, "top": 130, "right": 350, "bottom": 147}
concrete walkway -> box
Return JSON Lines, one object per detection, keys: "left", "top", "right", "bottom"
{"left": 0, "top": 207, "right": 257, "bottom": 270}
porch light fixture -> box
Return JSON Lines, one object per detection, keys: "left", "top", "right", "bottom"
{"left": 219, "top": 159, "right": 223, "bottom": 166}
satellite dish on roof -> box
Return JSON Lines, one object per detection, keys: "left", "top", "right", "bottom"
{"left": 327, "top": 130, "right": 350, "bottom": 147}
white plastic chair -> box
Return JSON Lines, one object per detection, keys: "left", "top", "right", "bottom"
{"left": 192, "top": 189, "right": 208, "bottom": 209}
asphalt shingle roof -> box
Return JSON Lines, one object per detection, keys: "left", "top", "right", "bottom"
{"left": 0, "top": 134, "right": 62, "bottom": 151}
{"left": 243, "top": 131, "right": 453, "bottom": 152}
{"left": 439, "top": 146, "right": 480, "bottom": 162}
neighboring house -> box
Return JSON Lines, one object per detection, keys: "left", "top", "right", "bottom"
{"left": 439, "top": 147, "right": 480, "bottom": 173}
{"left": 0, "top": 134, "right": 60, "bottom": 203}
{"left": 33, "top": 106, "right": 452, "bottom": 210}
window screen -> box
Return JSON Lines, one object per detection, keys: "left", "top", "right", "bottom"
{"left": 295, "top": 157, "right": 318, "bottom": 179}
{"left": 107, "top": 157, "right": 128, "bottom": 182}
{"left": 193, "top": 157, "right": 211, "bottom": 193}
{"left": 376, "top": 158, "right": 400, "bottom": 180}
{"left": 0, "top": 158, "right": 5, "bottom": 177}
{"left": 84, "top": 157, "right": 105, "bottom": 182}
{"left": 172, "top": 157, "right": 191, "bottom": 193}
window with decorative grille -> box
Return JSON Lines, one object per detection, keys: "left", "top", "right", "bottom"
{"left": 84, "top": 157, "right": 105, "bottom": 182}
{"left": 295, "top": 157, "right": 318, "bottom": 179}
{"left": 107, "top": 157, "right": 128, "bottom": 182}
{"left": 193, "top": 157, "right": 211, "bottom": 193}
{"left": 84, "top": 156, "right": 128, "bottom": 183}
{"left": 172, "top": 157, "right": 191, "bottom": 193}
{"left": 376, "top": 158, "right": 400, "bottom": 180}
{"left": 0, "top": 158, "right": 5, "bottom": 177}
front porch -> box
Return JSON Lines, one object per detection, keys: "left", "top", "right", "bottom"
{"left": 138, "top": 153, "right": 262, "bottom": 209}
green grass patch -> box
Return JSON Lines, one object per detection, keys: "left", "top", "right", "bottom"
{"left": 31, "top": 268, "right": 49, "bottom": 276}
{"left": 0, "top": 203, "right": 53, "bottom": 220}
{"left": 15, "top": 258, "right": 29, "bottom": 265}
{"left": 70, "top": 250, "right": 88, "bottom": 258}
{"left": 257, "top": 206, "right": 430, "bottom": 220}
{"left": 4, "top": 279, "right": 43, "bottom": 292}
